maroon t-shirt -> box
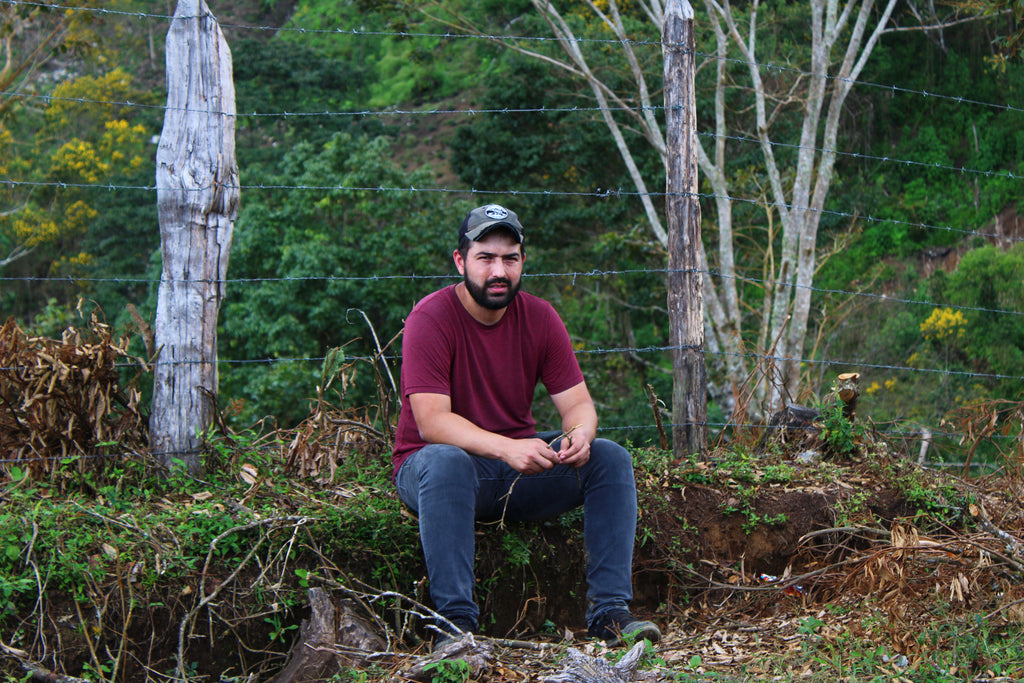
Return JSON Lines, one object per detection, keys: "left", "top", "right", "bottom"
{"left": 392, "top": 285, "right": 585, "bottom": 479}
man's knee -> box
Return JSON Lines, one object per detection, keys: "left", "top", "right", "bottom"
{"left": 412, "top": 445, "right": 477, "bottom": 484}
{"left": 398, "top": 445, "right": 478, "bottom": 513}
{"left": 590, "top": 439, "right": 633, "bottom": 473}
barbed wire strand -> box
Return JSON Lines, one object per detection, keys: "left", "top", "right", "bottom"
{"left": 2, "top": 0, "right": 1021, "bottom": 115}
{"left": 2, "top": 266, "right": 1021, "bottom": 319}
{"left": 3, "top": 343, "right": 1022, "bottom": 384}
{"left": 3, "top": 179, "right": 1021, "bottom": 248}
{"left": 2, "top": 87, "right": 1019, "bottom": 184}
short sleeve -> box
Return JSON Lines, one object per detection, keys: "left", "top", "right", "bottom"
{"left": 401, "top": 305, "right": 453, "bottom": 398}
{"left": 538, "top": 303, "right": 584, "bottom": 396}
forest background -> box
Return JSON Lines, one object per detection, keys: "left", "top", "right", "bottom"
{"left": 1, "top": 0, "right": 1022, "bottom": 466}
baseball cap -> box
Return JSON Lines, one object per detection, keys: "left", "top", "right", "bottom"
{"left": 458, "top": 204, "right": 524, "bottom": 244}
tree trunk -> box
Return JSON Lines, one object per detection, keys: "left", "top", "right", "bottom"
{"left": 152, "top": 0, "right": 239, "bottom": 474}
{"left": 664, "top": 0, "right": 707, "bottom": 457}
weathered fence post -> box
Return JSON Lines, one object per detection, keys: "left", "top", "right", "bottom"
{"left": 152, "top": 0, "right": 239, "bottom": 474}
{"left": 663, "top": 0, "right": 707, "bottom": 457}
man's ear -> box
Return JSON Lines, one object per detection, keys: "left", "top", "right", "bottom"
{"left": 452, "top": 248, "right": 465, "bottom": 275}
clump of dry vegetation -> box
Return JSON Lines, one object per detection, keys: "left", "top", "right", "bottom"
{"left": 0, "top": 314, "right": 147, "bottom": 480}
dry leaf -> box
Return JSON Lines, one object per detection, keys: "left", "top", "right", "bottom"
{"left": 239, "top": 463, "right": 259, "bottom": 485}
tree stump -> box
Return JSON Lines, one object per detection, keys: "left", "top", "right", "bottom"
{"left": 755, "top": 404, "right": 821, "bottom": 454}
{"left": 403, "top": 634, "right": 494, "bottom": 681}
{"left": 266, "top": 588, "right": 385, "bottom": 683}
{"left": 834, "top": 372, "right": 861, "bottom": 419}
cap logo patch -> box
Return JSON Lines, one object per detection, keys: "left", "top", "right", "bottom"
{"left": 484, "top": 205, "right": 509, "bottom": 220}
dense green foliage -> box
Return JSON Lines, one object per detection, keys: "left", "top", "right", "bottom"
{"left": 221, "top": 132, "right": 454, "bottom": 424}
{"left": 1, "top": 0, "right": 1021, "bottom": 455}
{"left": 820, "top": 34, "right": 1024, "bottom": 288}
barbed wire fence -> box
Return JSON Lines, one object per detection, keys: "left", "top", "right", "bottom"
{"left": 1, "top": 0, "right": 1022, "bottom": 470}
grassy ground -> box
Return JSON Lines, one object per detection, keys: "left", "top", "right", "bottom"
{"left": 2, "top": 398, "right": 1024, "bottom": 681}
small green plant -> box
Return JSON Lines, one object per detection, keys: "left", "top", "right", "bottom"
{"left": 328, "top": 671, "right": 371, "bottom": 683}
{"left": 761, "top": 462, "right": 797, "bottom": 483}
{"left": 265, "top": 613, "right": 298, "bottom": 643}
{"left": 721, "top": 486, "right": 788, "bottom": 534}
{"left": 500, "top": 531, "right": 532, "bottom": 567}
{"left": 798, "top": 616, "right": 826, "bottom": 635}
{"left": 422, "top": 658, "right": 471, "bottom": 683}
{"left": 81, "top": 658, "right": 113, "bottom": 682}
{"left": 719, "top": 449, "right": 760, "bottom": 483}
{"left": 818, "top": 399, "right": 864, "bottom": 457}
{"left": 295, "top": 568, "right": 314, "bottom": 588}
{"left": 833, "top": 489, "right": 870, "bottom": 527}
{"left": 0, "top": 574, "right": 34, "bottom": 618}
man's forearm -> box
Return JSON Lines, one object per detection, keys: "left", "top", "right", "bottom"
{"left": 418, "top": 411, "right": 512, "bottom": 459}
{"left": 562, "top": 405, "right": 598, "bottom": 443}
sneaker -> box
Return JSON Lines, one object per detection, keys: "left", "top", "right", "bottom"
{"left": 432, "top": 616, "right": 476, "bottom": 651}
{"left": 588, "top": 609, "right": 661, "bottom": 647}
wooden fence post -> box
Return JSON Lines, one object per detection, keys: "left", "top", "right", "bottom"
{"left": 151, "top": 0, "right": 239, "bottom": 474}
{"left": 663, "top": 0, "right": 707, "bottom": 457}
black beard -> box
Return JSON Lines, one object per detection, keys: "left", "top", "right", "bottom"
{"left": 464, "top": 275, "right": 520, "bottom": 310}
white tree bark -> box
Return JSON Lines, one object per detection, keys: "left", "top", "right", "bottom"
{"left": 705, "top": 0, "right": 899, "bottom": 406}
{"left": 151, "top": 0, "right": 238, "bottom": 474}
{"left": 526, "top": 0, "right": 669, "bottom": 245}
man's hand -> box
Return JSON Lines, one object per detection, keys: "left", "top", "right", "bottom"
{"left": 550, "top": 382, "right": 598, "bottom": 469}
{"left": 554, "top": 426, "right": 593, "bottom": 468}
{"left": 502, "top": 437, "right": 559, "bottom": 475}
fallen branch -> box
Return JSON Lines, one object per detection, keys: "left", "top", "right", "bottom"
{"left": 970, "top": 502, "right": 1024, "bottom": 569}
{"left": 543, "top": 641, "right": 646, "bottom": 683}
{"left": 2, "top": 638, "right": 91, "bottom": 683}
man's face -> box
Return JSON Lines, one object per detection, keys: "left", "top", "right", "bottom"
{"left": 454, "top": 231, "right": 524, "bottom": 311}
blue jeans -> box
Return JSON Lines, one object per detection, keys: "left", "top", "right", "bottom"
{"left": 394, "top": 433, "right": 638, "bottom": 631}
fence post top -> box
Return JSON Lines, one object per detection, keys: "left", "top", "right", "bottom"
{"left": 665, "top": 0, "right": 695, "bottom": 21}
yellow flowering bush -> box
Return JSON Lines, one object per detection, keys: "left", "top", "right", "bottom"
{"left": 920, "top": 307, "right": 966, "bottom": 343}
{"left": 51, "top": 251, "right": 95, "bottom": 278}
{"left": 99, "top": 119, "right": 148, "bottom": 171}
{"left": 865, "top": 378, "right": 898, "bottom": 396}
{"left": 12, "top": 209, "right": 60, "bottom": 248}
{"left": 64, "top": 201, "right": 99, "bottom": 235}
{"left": 47, "top": 68, "right": 135, "bottom": 129}
{"left": 0, "top": 126, "right": 11, "bottom": 176}
{"left": 50, "top": 139, "right": 111, "bottom": 183}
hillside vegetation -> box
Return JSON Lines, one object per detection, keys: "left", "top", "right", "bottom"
{"left": 0, "top": 0, "right": 1020, "bottom": 451}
